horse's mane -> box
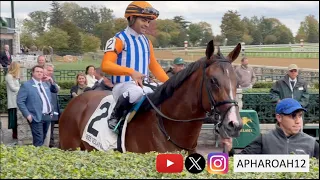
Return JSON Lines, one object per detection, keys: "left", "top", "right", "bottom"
{"left": 139, "top": 57, "right": 207, "bottom": 112}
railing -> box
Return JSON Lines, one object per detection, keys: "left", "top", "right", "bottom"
{"left": 242, "top": 93, "right": 319, "bottom": 123}
{"left": 1, "top": 66, "right": 319, "bottom": 85}
{"left": 0, "top": 90, "right": 318, "bottom": 123}
{"left": 26, "top": 69, "right": 84, "bottom": 81}
{"left": 56, "top": 93, "right": 319, "bottom": 124}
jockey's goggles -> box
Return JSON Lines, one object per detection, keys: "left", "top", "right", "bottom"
{"left": 128, "top": 5, "right": 159, "bottom": 18}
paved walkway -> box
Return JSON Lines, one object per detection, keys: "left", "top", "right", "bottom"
{"left": 0, "top": 114, "right": 18, "bottom": 146}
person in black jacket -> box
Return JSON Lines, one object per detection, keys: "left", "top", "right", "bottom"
{"left": 70, "top": 72, "right": 91, "bottom": 98}
{"left": 224, "top": 98, "right": 319, "bottom": 159}
{"left": 0, "top": 44, "right": 12, "bottom": 74}
{"left": 85, "top": 68, "right": 113, "bottom": 92}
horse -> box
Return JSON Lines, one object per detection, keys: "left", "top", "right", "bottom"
{"left": 59, "top": 40, "right": 243, "bottom": 154}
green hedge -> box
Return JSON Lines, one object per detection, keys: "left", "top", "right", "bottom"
{"left": 0, "top": 145, "right": 319, "bottom": 179}
{"left": 0, "top": 81, "right": 318, "bottom": 114}
{"left": 0, "top": 82, "right": 7, "bottom": 113}
{"left": 252, "top": 82, "right": 274, "bottom": 88}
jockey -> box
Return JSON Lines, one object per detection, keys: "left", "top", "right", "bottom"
{"left": 101, "top": 1, "right": 169, "bottom": 132}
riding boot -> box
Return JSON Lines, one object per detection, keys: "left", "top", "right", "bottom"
{"left": 108, "top": 95, "right": 133, "bottom": 131}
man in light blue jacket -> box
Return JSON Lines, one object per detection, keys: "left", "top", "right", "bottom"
{"left": 17, "top": 65, "right": 57, "bottom": 146}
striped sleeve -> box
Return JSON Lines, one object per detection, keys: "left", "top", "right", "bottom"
{"left": 148, "top": 40, "right": 169, "bottom": 83}
{"left": 101, "top": 37, "right": 135, "bottom": 76}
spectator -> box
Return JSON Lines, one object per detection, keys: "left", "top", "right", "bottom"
{"left": 224, "top": 98, "right": 319, "bottom": 159}
{"left": 234, "top": 57, "right": 256, "bottom": 90}
{"left": 43, "top": 63, "right": 60, "bottom": 147}
{"left": 5, "top": 62, "right": 21, "bottom": 139}
{"left": 70, "top": 72, "right": 91, "bottom": 98}
{"left": 85, "top": 65, "right": 97, "bottom": 88}
{"left": 85, "top": 67, "right": 113, "bottom": 92}
{"left": 166, "top": 57, "right": 186, "bottom": 78}
{"left": 17, "top": 65, "right": 54, "bottom": 147}
{"left": 270, "top": 64, "right": 309, "bottom": 108}
{"left": 0, "top": 44, "right": 12, "bottom": 75}
{"left": 37, "top": 55, "right": 46, "bottom": 67}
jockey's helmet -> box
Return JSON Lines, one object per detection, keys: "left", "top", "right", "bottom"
{"left": 124, "top": 1, "right": 159, "bottom": 20}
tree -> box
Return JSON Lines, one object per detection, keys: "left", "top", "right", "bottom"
{"left": 220, "top": 10, "right": 244, "bottom": 45}
{"left": 112, "top": 18, "right": 127, "bottom": 34}
{"left": 295, "top": 22, "right": 307, "bottom": 43}
{"left": 61, "top": 2, "right": 81, "bottom": 22}
{"left": 172, "top": 16, "right": 191, "bottom": 30}
{"left": 49, "top": 1, "right": 65, "bottom": 28}
{"left": 213, "top": 34, "right": 225, "bottom": 46}
{"left": 155, "top": 32, "right": 171, "bottom": 48}
{"left": 22, "top": 11, "right": 49, "bottom": 36}
{"left": 187, "top": 23, "right": 202, "bottom": 46}
{"left": 80, "top": 33, "right": 101, "bottom": 52}
{"left": 99, "top": 6, "right": 114, "bottom": 23}
{"left": 60, "top": 21, "right": 83, "bottom": 54}
{"left": 273, "top": 25, "right": 294, "bottom": 44}
{"left": 242, "top": 34, "right": 253, "bottom": 45}
{"left": 264, "top": 35, "right": 277, "bottom": 44}
{"left": 20, "top": 32, "right": 35, "bottom": 48}
{"left": 94, "top": 21, "right": 114, "bottom": 50}
{"left": 305, "top": 15, "right": 319, "bottom": 43}
{"left": 251, "top": 29, "right": 263, "bottom": 45}
{"left": 198, "top": 22, "right": 214, "bottom": 46}
{"left": 35, "top": 27, "right": 69, "bottom": 50}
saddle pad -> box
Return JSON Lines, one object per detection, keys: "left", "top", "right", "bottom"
{"left": 81, "top": 95, "right": 128, "bottom": 152}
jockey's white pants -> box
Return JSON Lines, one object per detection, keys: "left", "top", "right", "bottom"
{"left": 112, "top": 81, "right": 154, "bottom": 104}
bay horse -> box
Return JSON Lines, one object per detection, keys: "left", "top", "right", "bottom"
{"left": 59, "top": 40, "right": 243, "bottom": 154}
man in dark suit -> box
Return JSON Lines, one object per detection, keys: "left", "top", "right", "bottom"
{"left": 43, "top": 63, "right": 60, "bottom": 147}
{"left": 0, "top": 44, "right": 12, "bottom": 74}
{"left": 17, "top": 65, "right": 58, "bottom": 146}
{"left": 85, "top": 68, "right": 113, "bottom": 92}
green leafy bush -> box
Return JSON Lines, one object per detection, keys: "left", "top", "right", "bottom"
{"left": 252, "top": 82, "right": 274, "bottom": 88}
{"left": 0, "top": 145, "right": 319, "bottom": 179}
{"left": 0, "top": 82, "right": 7, "bottom": 113}
{"left": 57, "top": 81, "right": 75, "bottom": 90}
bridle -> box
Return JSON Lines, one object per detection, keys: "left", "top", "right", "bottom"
{"left": 143, "top": 58, "right": 238, "bottom": 152}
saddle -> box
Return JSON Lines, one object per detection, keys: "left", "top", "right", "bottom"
{"left": 114, "top": 80, "right": 160, "bottom": 152}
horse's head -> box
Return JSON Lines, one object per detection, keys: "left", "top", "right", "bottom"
{"left": 201, "top": 40, "right": 243, "bottom": 139}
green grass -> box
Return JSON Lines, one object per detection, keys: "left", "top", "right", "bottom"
{"left": 53, "top": 59, "right": 102, "bottom": 70}
{"left": 245, "top": 47, "right": 292, "bottom": 51}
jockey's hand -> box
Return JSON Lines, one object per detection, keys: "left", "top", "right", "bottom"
{"left": 131, "top": 71, "right": 145, "bottom": 88}
{"left": 220, "top": 138, "right": 233, "bottom": 152}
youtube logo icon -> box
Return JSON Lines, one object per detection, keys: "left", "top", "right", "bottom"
{"left": 156, "top": 154, "right": 183, "bottom": 173}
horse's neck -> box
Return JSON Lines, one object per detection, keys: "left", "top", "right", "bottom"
{"left": 160, "top": 69, "right": 205, "bottom": 149}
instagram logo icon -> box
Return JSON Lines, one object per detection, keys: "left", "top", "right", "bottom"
{"left": 207, "top": 153, "right": 228, "bottom": 174}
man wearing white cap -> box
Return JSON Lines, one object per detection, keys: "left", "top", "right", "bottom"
{"left": 270, "top": 64, "right": 309, "bottom": 108}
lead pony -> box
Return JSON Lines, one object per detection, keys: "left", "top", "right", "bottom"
{"left": 59, "top": 40, "right": 243, "bottom": 154}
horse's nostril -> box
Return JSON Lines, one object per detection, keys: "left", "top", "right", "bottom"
{"left": 228, "top": 121, "right": 234, "bottom": 129}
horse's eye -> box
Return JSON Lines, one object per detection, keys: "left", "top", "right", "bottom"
{"left": 211, "top": 78, "right": 219, "bottom": 87}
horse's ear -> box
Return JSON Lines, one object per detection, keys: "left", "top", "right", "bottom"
{"left": 226, "top": 43, "right": 241, "bottom": 63}
{"left": 205, "top": 40, "right": 214, "bottom": 59}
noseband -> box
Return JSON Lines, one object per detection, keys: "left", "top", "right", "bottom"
{"left": 143, "top": 59, "right": 238, "bottom": 151}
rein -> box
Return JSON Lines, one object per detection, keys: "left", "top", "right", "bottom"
{"left": 142, "top": 59, "right": 238, "bottom": 152}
